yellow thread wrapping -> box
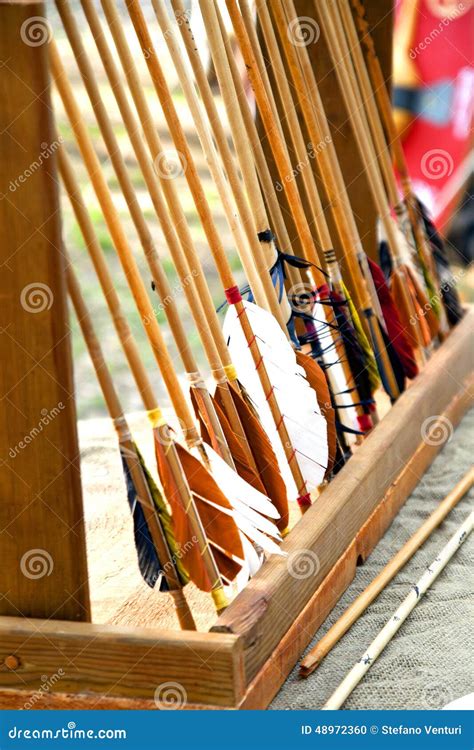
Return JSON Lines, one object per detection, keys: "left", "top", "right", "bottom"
{"left": 224, "top": 363, "right": 238, "bottom": 381}
{"left": 147, "top": 408, "right": 165, "bottom": 428}
{"left": 280, "top": 526, "right": 291, "bottom": 538}
{"left": 211, "top": 587, "right": 228, "bottom": 611}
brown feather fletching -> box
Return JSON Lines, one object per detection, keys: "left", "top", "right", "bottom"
{"left": 190, "top": 386, "right": 267, "bottom": 495}
{"left": 214, "top": 384, "right": 290, "bottom": 533}
{"left": 154, "top": 433, "right": 243, "bottom": 591}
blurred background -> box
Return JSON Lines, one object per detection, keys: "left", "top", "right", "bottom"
{"left": 49, "top": 1, "right": 473, "bottom": 419}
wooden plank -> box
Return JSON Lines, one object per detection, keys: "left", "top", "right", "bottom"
{"left": 239, "top": 370, "right": 474, "bottom": 709}
{"left": 0, "top": 689, "right": 229, "bottom": 710}
{"left": 0, "top": 1, "right": 90, "bottom": 620}
{"left": 0, "top": 618, "right": 244, "bottom": 707}
{"left": 213, "top": 311, "right": 474, "bottom": 685}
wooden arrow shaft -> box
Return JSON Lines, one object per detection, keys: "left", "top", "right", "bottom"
{"left": 301, "top": 467, "right": 474, "bottom": 676}
{"left": 66, "top": 260, "right": 196, "bottom": 630}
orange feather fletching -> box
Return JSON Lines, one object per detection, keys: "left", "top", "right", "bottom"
{"left": 214, "top": 384, "right": 290, "bottom": 533}
{"left": 190, "top": 387, "right": 267, "bottom": 496}
{"left": 154, "top": 432, "right": 244, "bottom": 591}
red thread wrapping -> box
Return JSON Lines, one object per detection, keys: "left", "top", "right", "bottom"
{"left": 318, "top": 283, "right": 330, "bottom": 300}
{"left": 368, "top": 258, "right": 419, "bottom": 380}
{"left": 297, "top": 493, "right": 312, "bottom": 508}
{"left": 225, "top": 285, "right": 242, "bottom": 305}
{"left": 357, "top": 413, "right": 373, "bottom": 433}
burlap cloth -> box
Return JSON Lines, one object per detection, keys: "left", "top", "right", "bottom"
{"left": 270, "top": 408, "right": 473, "bottom": 710}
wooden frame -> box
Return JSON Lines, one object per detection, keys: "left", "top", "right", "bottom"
{"left": 1, "top": 0, "right": 472, "bottom": 711}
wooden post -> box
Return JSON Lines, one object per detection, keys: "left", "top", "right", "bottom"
{"left": 258, "top": 0, "right": 393, "bottom": 264}
{"left": 0, "top": 1, "right": 90, "bottom": 621}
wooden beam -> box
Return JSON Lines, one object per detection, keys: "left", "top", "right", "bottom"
{"left": 0, "top": 1, "right": 90, "bottom": 620}
{"left": 0, "top": 618, "right": 244, "bottom": 707}
{"left": 213, "top": 310, "right": 474, "bottom": 685}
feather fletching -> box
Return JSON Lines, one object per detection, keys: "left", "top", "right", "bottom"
{"left": 223, "top": 301, "right": 329, "bottom": 500}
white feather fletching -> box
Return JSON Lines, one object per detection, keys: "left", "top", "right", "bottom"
{"left": 202, "top": 498, "right": 279, "bottom": 557}
{"left": 194, "top": 443, "right": 283, "bottom": 557}
{"left": 223, "top": 302, "right": 329, "bottom": 500}
{"left": 239, "top": 534, "right": 262, "bottom": 576}
{"left": 203, "top": 444, "right": 280, "bottom": 520}
{"left": 235, "top": 515, "right": 285, "bottom": 556}
{"left": 228, "top": 536, "right": 260, "bottom": 594}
